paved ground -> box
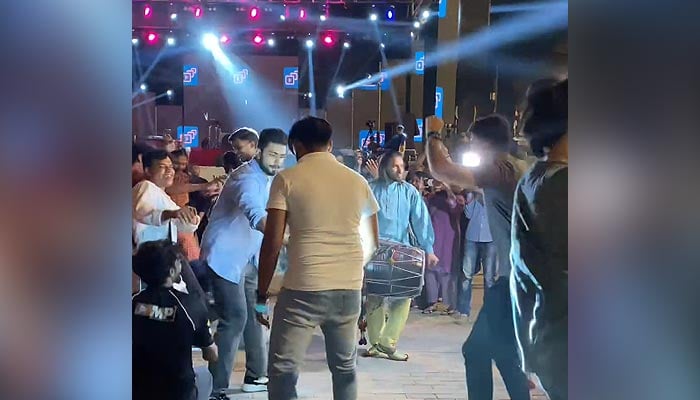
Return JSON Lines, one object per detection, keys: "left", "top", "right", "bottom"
{"left": 195, "top": 277, "right": 548, "bottom": 399}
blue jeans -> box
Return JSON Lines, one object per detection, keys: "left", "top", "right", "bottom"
{"left": 457, "top": 241, "right": 497, "bottom": 315}
{"left": 208, "top": 263, "right": 267, "bottom": 391}
{"left": 268, "top": 288, "right": 361, "bottom": 400}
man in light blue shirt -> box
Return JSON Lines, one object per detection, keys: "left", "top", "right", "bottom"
{"left": 199, "top": 128, "right": 288, "bottom": 395}
{"left": 457, "top": 189, "right": 497, "bottom": 318}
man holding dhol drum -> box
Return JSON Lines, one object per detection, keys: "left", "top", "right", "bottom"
{"left": 364, "top": 150, "right": 439, "bottom": 361}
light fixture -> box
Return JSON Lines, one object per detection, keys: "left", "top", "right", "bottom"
{"left": 369, "top": 13, "right": 378, "bottom": 21}
{"left": 144, "top": 5, "right": 152, "bottom": 17}
{"left": 462, "top": 151, "right": 481, "bottom": 167}
{"left": 380, "top": 43, "right": 385, "bottom": 49}
{"left": 139, "top": 83, "right": 147, "bottom": 91}
{"left": 422, "top": 10, "right": 431, "bottom": 19}
{"left": 386, "top": 10, "right": 394, "bottom": 20}
{"left": 166, "top": 37, "right": 176, "bottom": 46}
{"left": 280, "top": 15, "right": 286, "bottom": 21}
{"left": 219, "top": 34, "right": 231, "bottom": 44}
{"left": 193, "top": 6, "right": 203, "bottom": 18}
{"left": 267, "top": 38, "right": 276, "bottom": 47}
{"left": 202, "top": 33, "right": 219, "bottom": 50}
{"left": 320, "top": 15, "right": 327, "bottom": 21}
{"left": 146, "top": 32, "right": 158, "bottom": 44}
{"left": 249, "top": 7, "right": 260, "bottom": 20}
{"left": 413, "top": 21, "right": 421, "bottom": 28}
{"left": 166, "top": 89, "right": 174, "bottom": 97}
{"left": 305, "top": 39, "right": 314, "bottom": 49}
{"left": 132, "top": 38, "right": 139, "bottom": 45}
{"left": 336, "top": 85, "right": 345, "bottom": 98}
{"left": 170, "top": 13, "right": 178, "bottom": 20}
{"left": 307, "top": 92, "right": 314, "bottom": 98}
{"left": 343, "top": 41, "right": 350, "bottom": 49}
{"left": 253, "top": 34, "right": 264, "bottom": 45}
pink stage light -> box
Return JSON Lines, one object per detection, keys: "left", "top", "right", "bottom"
{"left": 299, "top": 9, "right": 306, "bottom": 20}
{"left": 322, "top": 34, "right": 335, "bottom": 46}
{"left": 146, "top": 32, "right": 158, "bottom": 44}
{"left": 249, "top": 7, "right": 260, "bottom": 20}
{"left": 253, "top": 34, "right": 264, "bottom": 45}
{"left": 220, "top": 34, "right": 231, "bottom": 44}
{"left": 193, "top": 6, "right": 203, "bottom": 18}
{"left": 144, "top": 5, "right": 152, "bottom": 17}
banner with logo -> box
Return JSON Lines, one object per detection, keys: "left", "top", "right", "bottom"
{"left": 177, "top": 126, "right": 199, "bottom": 148}
{"left": 435, "top": 86, "right": 444, "bottom": 118}
{"left": 283, "top": 67, "right": 299, "bottom": 89}
{"left": 183, "top": 65, "right": 199, "bottom": 86}
{"left": 415, "top": 52, "right": 425, "bottom": 75}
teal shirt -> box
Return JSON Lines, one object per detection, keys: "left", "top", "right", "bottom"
{"left": 369, "top": 180, "right": 435, "bottom": 254}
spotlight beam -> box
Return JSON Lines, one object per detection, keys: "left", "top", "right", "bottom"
{"left": 343, "top": 1, "right": 567, "bottom": 91}
{"left": 131, "top": 92, "right": 171, "bottom": 109}
{"left": 307, "top": 49, "right": 317, "bottom": 116}
{"left": 132, "top": 46, "right": 168, "bottom": 99}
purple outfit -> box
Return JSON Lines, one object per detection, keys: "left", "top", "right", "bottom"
{"left": 425, "top": 191, "right": 462, "bottom": 307}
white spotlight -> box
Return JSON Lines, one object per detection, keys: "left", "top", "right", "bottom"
{"left": 170, "top": 13, "right": 178, "bottom": 20}
{"left": 305, "top": 39, "right": 314, "bottom": 49}
{"left": 267, "top": 38, "right": 276, "bottom": 47}
{"left": 370, "top": 13, "right": 378, "bottom": 21}
{"left": 307, "top": 92, "right": 314, "bottom": 98}
{"left": 413, "top": 21, "right": 421, "bottom": 28}
{"left": 280, "top": 15, "right": 286, "bottom": 21}
{"left": 422, "top": 10, "right": 431, "bottom": 19}
{"left": 132, "top": 38, "right": 139, "bottom": 45}
{"left": 462, "top": 151, "right": 481, "bottom": 167}
{"left": 202, "top": 33, "right": 219, "bottom": 50}
{"left": 139, "top": 83, "right": 147, "bottom": 91}
{"left": 380, "top": 43, "right": 385, "bottom": 49}
{"left": 320, "top": 15, "right": 327, "bottom": 21}
{"left": 336, "top": 85, "right": 346, "bottom": 98}
{"left": 343, "top": 41, "right": 350, "bottom": 49}
{"left": 410, "top": 32, "right": 415, "bottom": 38}
{"left": 166, "top": 37, "right": 176, "bottom": 46}
{"left": 166, "top": 89, "right": 174, "bottom": 97}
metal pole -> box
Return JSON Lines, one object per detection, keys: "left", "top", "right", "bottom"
{"left": 377, "top": 62, "right": 382, "bottom": 137}
{"left": 351, "top": 90, "right": 355, "bottom": 148}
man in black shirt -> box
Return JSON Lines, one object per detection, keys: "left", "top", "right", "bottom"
{"left": 511, "top": 79, "right": 568, "bottom": 400}
{"left": 133, "top": 240, "right": 219, "bottom": 400}
{"left": 425, "top": 114, "right": 529, "bottom": 400}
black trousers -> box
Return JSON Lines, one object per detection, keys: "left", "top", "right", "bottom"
{"left": 462, "top": 283, "right": 530, "bottom": 400}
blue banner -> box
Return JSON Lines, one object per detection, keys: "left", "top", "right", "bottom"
{"left": 358, "top": 130, "right": 385, "bottom": 149}
{"left": 414, "top": 119, "right": 424, "bottom": 143}
{"left": 435, "top": 86, "right": 444, "bottom": 118}
{"left": 283, "top": 67, "right": 299, "bottom": 89}
{"left": 183, "top": 65, "right": 199, "bottom": 86}
{"left": 415, "top": 52, "right": 425, "bottom": 75}
{"left": 177, "top": 126, "right": 199, "bottom": 148}
{"left": 439, "top": 0, "right": 447, "bottom": 18}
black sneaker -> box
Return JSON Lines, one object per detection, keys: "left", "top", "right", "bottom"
{"left": 209, "top": 393, "right": 228, "bottom": 400}
{"left": 242, "top": 376, "right": 269, "bottom": 393}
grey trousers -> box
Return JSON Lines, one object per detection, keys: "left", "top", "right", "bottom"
{"left": 194, "top": 366, "right": 213, "bottom": 400}
{"left": 208, "top": 263, "right": 267, "bottom": 391}
{"left": 268, "top": 288, "right": 361, "bottom": 400}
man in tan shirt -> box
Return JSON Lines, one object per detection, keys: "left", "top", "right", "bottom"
{"left": 256, "top": 116, "right": 380, "bottom": 400}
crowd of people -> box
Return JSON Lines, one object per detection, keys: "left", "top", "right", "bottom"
{"left": 131, "top": 78, "right": 568, "bottom": 400}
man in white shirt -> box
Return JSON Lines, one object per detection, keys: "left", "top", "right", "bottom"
{"left": 256, "top": 117, "right": 380, "bottom": 400}
{"left": 132, "top": 150, "right": 204, "bottom": 300}
{"left": 199, "top": 129, "right": 288, "bottom": 395}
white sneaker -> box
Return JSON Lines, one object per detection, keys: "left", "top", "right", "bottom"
{"left": 242, "top": 376, "right": 269, "bottom": 393}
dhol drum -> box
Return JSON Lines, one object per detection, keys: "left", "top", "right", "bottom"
{"left": 363, "top": 240, "right": 425, "bottom": 298}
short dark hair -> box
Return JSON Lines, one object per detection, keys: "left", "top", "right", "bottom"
{"left": 468, "top": 114, "right": 512, "bottom": 152}
{"left": 406, "top": 170, "right": 429, "bottom": 182}
{"left": 288, "top": 116, "right": 332, "bottom": 151}
{"left": 133, "top": 240, "right": 183, "bottom": 286}
{"left": 520, "top": 79, "right": 567, "bottom": 157}
{"left": 377, "top": 151, "right": 404, "bottom": 182}
{"left": 133, "top": 143, "right": 148, "bottom": 165}
{"left": 170, "top": 149, "right": 188, "bottom": 159}
{"left": 142, "top": 150, "right": 170, "bottom": 169}
{"left": 258, "top": 128, "right": 288, "bottom": 151}
{"left": 223, "top": 151, "right": 239, "bottom": 172}
{"left": 230, "top": 127, "right": 259, "bottom": 145}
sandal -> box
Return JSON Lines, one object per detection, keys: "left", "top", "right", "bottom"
{"left": 422, "top": 304, "right": 437, "bottom": 314}
{"left": 376, "top": 343, "right": 409, "bottom": 362}
{"left": 441, "top": 308, "right": 457, "bottom": 316}
{"left": 361, "top": 345, "right": 388, "bottom": 359}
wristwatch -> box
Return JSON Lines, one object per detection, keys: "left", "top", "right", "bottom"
{"left": 427, "top": 131, "right": 443, "bottom": 140}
